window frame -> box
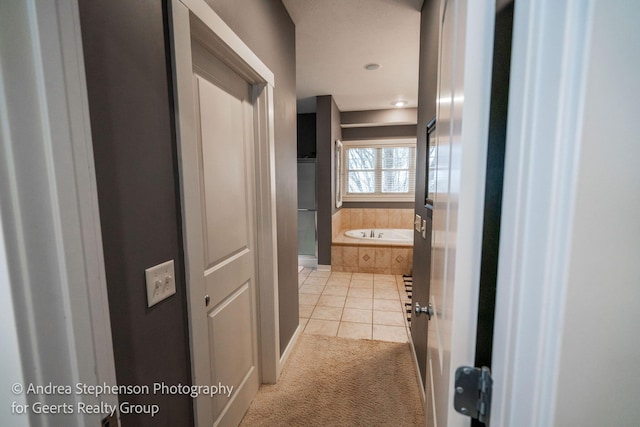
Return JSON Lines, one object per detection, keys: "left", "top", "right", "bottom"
{"left": 341, "top": 138, "right": 417, "bottom": 202}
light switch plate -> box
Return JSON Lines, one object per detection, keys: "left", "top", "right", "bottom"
{"left": 415, "top": 214, "right": 422, "bottom": 232}
{"left": 145, "top": 260, "right": 176, "bottom": 307}
{"left": 422, "top": 219, "right": 427, "bottom": 239}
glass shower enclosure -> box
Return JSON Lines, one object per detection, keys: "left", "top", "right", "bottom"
{"left": 297, "top": 159, "right": 317, "bottom": 268}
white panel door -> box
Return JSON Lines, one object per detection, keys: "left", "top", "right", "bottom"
{"left": 191, "top": 40, "right": 259, "bottom": 427}
{"left": 426, "top": 0, "right": 494, "bottom": 426}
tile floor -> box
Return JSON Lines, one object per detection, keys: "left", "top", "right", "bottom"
{"left": 298, "top": 268, "right": 412, "bottom": 343}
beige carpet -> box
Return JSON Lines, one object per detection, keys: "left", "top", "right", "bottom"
{"left": 240, "top": 335, "right": 424, "bottom": 426}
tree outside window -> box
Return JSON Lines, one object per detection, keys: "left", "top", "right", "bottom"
{"left": 343, "top": 141, "right": 416, "bottom": 201}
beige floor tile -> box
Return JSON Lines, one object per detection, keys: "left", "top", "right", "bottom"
{"left": 317, "top": 295, "right": 346, "bottom": 308}
{"left": 373, "top": 274, "right": 397, "bottom": 283}
{"left": 330, "top": 272, "right": 352, "bottom": 279}
{"left": 344, "top": 297, "right": 373, "bottom": 310}
{"left": 299, "top": 317, "right": 309, "bottom": 329}
{"left": 373, "top": 288, "right": 399, "bottom": 300}
{"left": 373, "top": 310, "right": 406, "bottom": 326}
{"left": 322, "top": 286, "right": 349, "bottom": 297}
{"left": 352, "top": 272, "right": 373, "bottom": 280}
{"left": 348, "top": 287, "right": 373, "bottom": 298}
{"left": 372, "top": 324, "right": 408, "bottom": 343}
{"left": 341, "top": 308, "right": 373, "bottom": 324}
{"left": 325, "top": 278, "right": 350, "bottom": 287}
{"left": 305, "top": 319, "right": 339, "bottom": 337}
{"left": 309, "top": 270, "right": 331, "bottom": 278}
{"left": 337, "top": 322, "right": 372, "bottom": 340}
{"left": 304, "top": 276, "right": 329, "bottom": 286}
{"left": 299, "top": 284, "right": 325, "bottom": 295}
{"left": 299, "top": 304, "right": 315, "bottom": 318}
{"left": 311, "top": 306, "right": 344, "bottom": 321}
{"left": 350, "top": 280, "right": 374, "bottom": 289}
{"left": 374, "top": 281, "right": 398, "bottom": 291}
{"left": 299, "top": 293, "right": 320, "bottom": 306}
{"left": 373, "top": 299, "right": 402, "bottom": 312}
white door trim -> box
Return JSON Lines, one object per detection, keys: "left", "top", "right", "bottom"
{"left": 491, "top": 1, "right": 594, "bottom": 426}
{"left": 0, "top": 0, "right": 118, "bottom": 424}
{"left": 169, "top": 0, "right": 280, "bottom": 416}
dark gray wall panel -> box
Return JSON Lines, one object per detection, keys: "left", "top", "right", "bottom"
{"left": 341, "top": 125, "right": 417, "bottom": 141}
{"left": 316, "top": 96, "right": 342, "bottom": 265}
{"left": 411, "top": 0, "right": 440, "bottom": 387}
{"left": 78, "top": 0, "right": 193, "bottom": 425}
{"left": 297, "top": 113, "right": 317, "bottom": 158}
{"left": 474, "top": 0, "right": 513, "bottom": 371}
{"left": 204, "top": 0, "right": 298, "bottom": 356}
{"left": 341, "top": 108, "right": 418, "bottom": 127}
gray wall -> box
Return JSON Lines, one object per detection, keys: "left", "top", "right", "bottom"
{"left": 316, "top": 95, "right": 342, "bottom": 265}
{"left": 205, "top": 0, "right": 299, "bottom": 357}
{"left": 340, "top": 109, "right": 417, "bottom": 141}
{"left": 411, "top": 0, "right": 440, "bottom": 386}
{"left": 341, "top": 108, "right": 417, "bottom": 127}
{"left": 78, "top": 1, "right": 193, "bottom": 425}
{"left": 79, "top": 3, "right": 298, "bottom": 427}
{"left": 341, "top": 125, "right": 417, "bottom": 141}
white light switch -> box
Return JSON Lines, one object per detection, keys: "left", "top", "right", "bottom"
{"left": 145, "top": 260, "right": 176, "bottom": 307}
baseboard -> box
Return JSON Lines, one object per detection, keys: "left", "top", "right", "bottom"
{"left": 316, "top": 264, "right": 331, "bottom": 272}
{"left": 277, "top": 322, "right": 303, "bottom": 379}
{"left": 408, "top": 331, "right": 426, "bottom": 404}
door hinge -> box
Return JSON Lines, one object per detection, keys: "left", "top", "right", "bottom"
{"left": 454, "top": 366, "right": 492, "bottom": 426}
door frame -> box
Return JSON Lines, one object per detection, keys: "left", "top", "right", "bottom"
{"left": 0, "top": 0, "right": 118, "bottom": 424}
{"left": 491, "top": 0, "right": 594, "bottom": 425}
{"left": 168, "top": 0, "right": 281, "bottom": 419}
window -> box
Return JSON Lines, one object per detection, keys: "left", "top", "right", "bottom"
{"left": 343, "top": 140, "right": 416, "bottom": 201}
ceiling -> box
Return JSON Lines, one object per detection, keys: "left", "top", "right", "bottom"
{"left": 281, "top": 0, "right": 424, "bottom": 113}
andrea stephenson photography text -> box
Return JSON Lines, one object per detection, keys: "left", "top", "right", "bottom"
{"left": 9, "top": 381, "right": 234, "bottom": 418}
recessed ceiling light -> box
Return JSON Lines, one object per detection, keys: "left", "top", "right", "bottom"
{"left": 364, "top": 63, "right": 381, "bottom": 71}
{"left": 392, "top": 100, "right": 407, "bottom": 107}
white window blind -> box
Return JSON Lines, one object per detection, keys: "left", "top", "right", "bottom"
{"left": 342, "top": 139, "right": 416, "bottom": 202}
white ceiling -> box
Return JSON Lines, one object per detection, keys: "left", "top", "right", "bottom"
{"left": 282, "top": 0, "right": 423, "bottom": 113}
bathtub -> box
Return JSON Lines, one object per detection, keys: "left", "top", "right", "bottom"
{"left": 344, "top": 228, "right": 413, "bottom": 244}
{"left": 332, "top": 228, "right": 413, "bottom": 274}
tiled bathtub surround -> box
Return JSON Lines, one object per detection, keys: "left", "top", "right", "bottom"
{"left": 332, "top": 208, "right": 414, "bottom": 239}
{"left": 331, "top": 208, "right": 414, "bottom": 275}
{"left": 331, "top": 245, "right": 413, "bottom": 274}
